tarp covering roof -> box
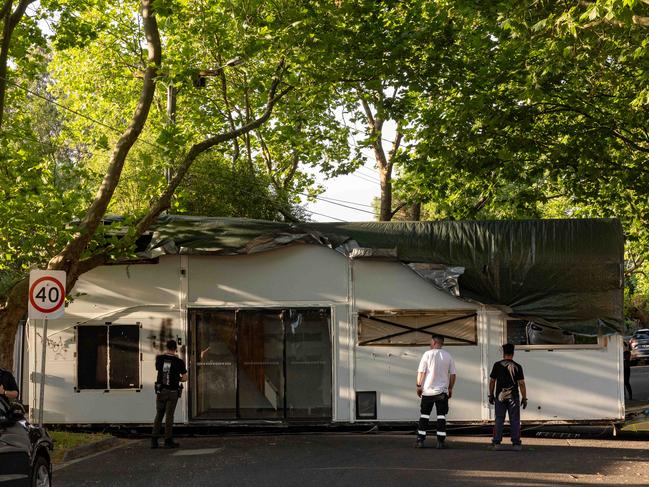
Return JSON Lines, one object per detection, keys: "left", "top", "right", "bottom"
{"left": 142, "top": 216, "right": 624, "bottom": 334}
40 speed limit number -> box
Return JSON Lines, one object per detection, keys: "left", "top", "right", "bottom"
{"left": 28, "top": 270, "right": 66, "bottom": 319}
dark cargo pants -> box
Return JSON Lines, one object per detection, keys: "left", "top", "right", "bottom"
{"left": 417, "top": 393, "right": 449, "bottom": 443}
{"left": 152, "top": 389, "right": 179, "bottom": 440}
{"left": 492, "top": 396, "right": 521, "bottom": 445}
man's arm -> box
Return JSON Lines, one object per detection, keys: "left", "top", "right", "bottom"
{"left": 0, "top": 372, "right": 19, "bottom": 400}
{"left": 519, "top": 380, "right": 527, "bottom": 408}
{"left": 416, "top": 371, "right": 425, "bottom": 397}
{"left": 0, "top": 384, "right": 18, "bottom": 400}
{"left": 488, "top": 378, "right": 496, "bottom": 404}
{"left": 448, "top": 374, "right": 456, "bottom": 398}
{"left": 180, "top": 373, "right": 188, "bottom": 382}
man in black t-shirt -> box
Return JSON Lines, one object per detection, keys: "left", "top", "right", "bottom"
{"left": 0, "top": 367, "right": 19, "bottom": 402}
{"left": 488, "top": 343, "right": 527, "bottom": 450}
{"left": 151, "top": 340, "right": 187, "bottom": 449}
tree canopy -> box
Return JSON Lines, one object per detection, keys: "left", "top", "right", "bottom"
{"left": 1, "top": 0, "right": 649, "bottom": 366}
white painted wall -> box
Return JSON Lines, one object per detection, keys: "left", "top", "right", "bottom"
{"left": 30, "top": 256, "right": 183, "bottom": 424}
{"left": 26, "top": 245, "right": 623, "bottom": 424}
{"left": 351, "top": 260, "right": 483, "bottom": 421}
{"left": 482, "top": 311, "right": 624, "bottom": 422}
{"left": 187, "top": 245, "right": 348, "bottom": 306}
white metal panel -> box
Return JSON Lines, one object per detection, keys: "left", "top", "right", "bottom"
{"left": 332, "top": 304, "right": 351, "bottom": 422}
{"left": 188, "top": 246, "right": 348, "bottom": 306}
{"left": 32, "top": 311, "right": 185, "bottom": 424}
{"left": 484, "top": 315, "right": 624, "bottom": 421}
{"left": 352, "top": 260, "right": 478, "bottom": 311}
{"left": 63, "top": 256, "right": 182, "bottom": 319}
{"left": 354, "top": 345, "right": 483, "bottom": 421}
{"left": 351, "top": 258, "right": 483, "bottom": 421}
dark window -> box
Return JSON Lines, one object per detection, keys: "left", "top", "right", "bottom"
{"left": 77, "top": 326, "right": 108, "bottom": 389}
{"left": 506, "top": 320, "right": 598, "bottom": 347}
{"left": 109, "top": 325, "right": 140, "bottom": 389}
{"left": 77, "top": 325, "right": 140, "bottom": 390}
{"left": 358, "top": 310, "right": 477, "bottom": 346}
{"left": 356, "top": 391, "right": 377, "bottom": 419}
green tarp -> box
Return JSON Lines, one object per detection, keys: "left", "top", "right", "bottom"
{"left": 143, "top": 216, "right": 624, "bottom": 334}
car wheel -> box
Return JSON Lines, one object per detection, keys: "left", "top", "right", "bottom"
{"left": 31, "top": 456, "right": 51, "bottom": 487}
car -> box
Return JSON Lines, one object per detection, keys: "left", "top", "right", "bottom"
{"left": 0, "top": 397, "right": 53, "bottom": 487}
{"left": 629, "top": 328, "right": 649, "bottom": 365}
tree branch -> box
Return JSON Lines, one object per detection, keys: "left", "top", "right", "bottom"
{"left": 49, "top": 0, "right": 161, "bottom": 276}
{"left": 0, "top": 0, "right": 35, "bottom": 128}
{"left": 131, "top": 60, "right": 291, "bottom": 239}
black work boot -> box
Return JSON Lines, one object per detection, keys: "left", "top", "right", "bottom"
{"left": 436, "top": 440, "right": 447, "bottom": 449}
{"left": 164, "top": 439, "right": 180, "bottom": 449}
{"left": 415, "top": 438, "right": 425, "bottom": 448}
{"left": 150, "top": 437, "right": 159, "bottom": 449}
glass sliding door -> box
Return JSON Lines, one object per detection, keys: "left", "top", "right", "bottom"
{"left": 192, "top": 310, "right": 237, "bottom": 419}
{"left": 237, "top": 310, "right": 285, "bottom": 419}
{"left": 285, "top": 309, "right": 332, "bottom": 419}
{"left": 190, "top": 307, "right": 332, "bottom": 421}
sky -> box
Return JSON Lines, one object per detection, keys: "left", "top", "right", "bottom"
{"left": 302, "top": 161, "right": 381, "bottom": 222}
{"left": 301, "top": 120, "right": 398, "bottom": 222}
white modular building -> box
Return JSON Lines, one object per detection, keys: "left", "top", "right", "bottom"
{"left": 20, "top": 217, "right": 625, "bottom": 425}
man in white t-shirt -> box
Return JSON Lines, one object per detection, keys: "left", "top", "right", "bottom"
{"left": 415, "top": 335, "right": 456, "bottom": 449}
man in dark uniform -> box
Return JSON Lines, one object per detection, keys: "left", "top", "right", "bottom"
{"left": 488, "top": 343, "right": 527, "bottom": 450}
{"left": 151, "top": 340, "right": 187, "bottom": 449}
{"left": 0, "top": 367, "right": 19, "bottom": 402}
{"left": 623, "top": 340, "right": 632, "bottom": 400}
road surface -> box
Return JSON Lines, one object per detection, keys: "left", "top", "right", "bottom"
{"left": 54, "top": 434, "right": 649, "bottom": 487}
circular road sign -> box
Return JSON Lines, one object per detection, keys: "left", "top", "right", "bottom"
{"left": 28, "top": 270, "right": 66, "bottom": 319}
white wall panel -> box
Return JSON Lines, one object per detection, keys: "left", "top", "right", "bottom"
{"left": 33, "top": 312, "right": 185, "bottom": 424}
{"left": 188, "top": 246, "right": 348, "bottom": 306}
{"left": 64, "top": 256, "right": 182, "bottom": 319}
{"left": 353, "top": 260, "right": 477, "bottom": 311}
{"left": 483, "top": 313, "right": 623, "bottom": 421}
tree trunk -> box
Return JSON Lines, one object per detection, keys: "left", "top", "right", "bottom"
{"left": 410, "top": 201, "right": 421, "bottom": 221}
{"left": 0, "top": 10, "right": 290, "bottom": 371}
{"left": 0, "top": 277, "right": 28, "bottom": 369}
{"left": 378, "top": 164, "right": 393, "bottom": 221}
{"left": 0, "top": 0, "right": 161, "bottom": 369}
{"left": 0, "top": 0, "right": 35, "bottom": 129}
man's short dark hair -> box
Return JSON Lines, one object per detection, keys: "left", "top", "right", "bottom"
{"left": 502, "top": 343, "right": 515, "bottom": 355}
{"left": 166, "top": 339, "right": 178, "bottom": 351}
{"left": 432, "top": 335, "right": 445, "bottom": 344}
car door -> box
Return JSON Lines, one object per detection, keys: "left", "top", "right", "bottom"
{"left": 0, "top": 398, "right": 31, "bottom": 487}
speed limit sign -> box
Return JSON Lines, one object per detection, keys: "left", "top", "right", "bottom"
{"left": 28, "top": 270, "right": 66, "bottom": 319}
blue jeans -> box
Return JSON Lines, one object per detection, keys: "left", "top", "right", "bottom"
{"left": 492, "top": 396, "right": 521, "bottom": 445}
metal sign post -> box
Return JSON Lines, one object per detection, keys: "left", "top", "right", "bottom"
{"left": 38, "top": 318, "right": 48, "bottom": 426}
{"left": 28, "top": 270, "right": 66, "bottom": 427}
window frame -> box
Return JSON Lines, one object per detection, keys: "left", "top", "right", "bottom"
{"left": 504, "top": 319, "right": 604, "bottom": 351}
{"left": 357, "top": 309, "right": 478, "bottom": 347}
{"left": 75, "top": 323, "right": 142, "bottom": 392}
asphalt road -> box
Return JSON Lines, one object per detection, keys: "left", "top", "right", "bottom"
{"left": 54, "top": 434, "right": 649, "bottom": 487}
{"left": 629, "top": 365, "right": 649, "bottom": 403}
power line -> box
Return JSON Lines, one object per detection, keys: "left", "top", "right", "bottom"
{"left": 301, "top": 193, "right": 375, "bottom": 215}
{"left": 314, "top": 195, "right": 375, "bottom": 209}
{"left": 356, "top": 168, "right": 381, "bottom": 181}
{"left": 306, "top": 209, "right": 348, "bottom": 222}
{"left": 350, "top": 173, "right": 380, "bottom": 185}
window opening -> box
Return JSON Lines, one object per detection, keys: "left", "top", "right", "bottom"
{"left": 506, "top": 320, "right": 599, "bottom": 348}
{"left": 76, "top": 324, "right": 140, "bottom": 390}
{"left": 358, "top": 310, "right": 477, "bottom": 346}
